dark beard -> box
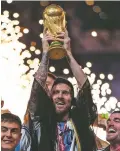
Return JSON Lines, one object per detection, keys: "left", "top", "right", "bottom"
{"left": 56, "top": 108, "right": 70, "bottom": 122}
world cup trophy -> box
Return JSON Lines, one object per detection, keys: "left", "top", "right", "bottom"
{"left": 43, "top": 4, "right": 66, "bottom": 60}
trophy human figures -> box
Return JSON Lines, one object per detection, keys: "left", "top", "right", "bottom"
{"left": 43, "top": 4, "right": 67, "bottom": 59}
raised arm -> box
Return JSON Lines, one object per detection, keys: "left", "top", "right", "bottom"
{"left": 56, "top": 30, "right": 87, "bottom": 89}
{"left": 20, "top": 31, "right": 56, "bottom": 151}
{"left": 56, "top": 30, "right": 97, "bottom": 125}
{"left": 65, "top": 31, "right": 87, "bottom": 89}
{"left": 34, "top": 30, "right": 54, "bottom": 91}
{"left": 25, "top": 31, "right": 55, "bottom": 120}
{"left": 34, "top": 51, "right": 49, "bottom": 88}
{"left": 64, "top": 34, "right": 97, "bottom": 124}
{"left": 66, "top": 52, "right": 87, "bottom": 89}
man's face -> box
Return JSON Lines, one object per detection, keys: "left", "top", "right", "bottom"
{"left": 1, "top": 122, "right": 21, "bottom": 151}
{"left": 106, "top": 113, "right": 120, "bottom": 144}
{"left": 51, "top": 83, "right": 72, "bottom": 114}
{"left": 46, "top": 76, "right": 55, "bottom": 92}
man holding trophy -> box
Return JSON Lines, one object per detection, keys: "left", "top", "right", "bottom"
{"left": 20, "top": 4, "right": 97, "bottom": 151}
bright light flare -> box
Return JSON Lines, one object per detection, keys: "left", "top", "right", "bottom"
{"left": 49, "top": 66, "right": 55, "bottom": 72}
{"left": 7, "top": 0, "right": 13, "bottom": 4}
{"left": 108, "top": 74, "right": 113, "bottom": 80}
{"left": 86, "top": 62, "right": 92, "bottom": 68}
{"left": 1, "top": 12, "right": 41, "bottom": 121}
{"left": 91, "top": 31, "right": 97, "bottom": 37}
{"left": 13, "top": 13, "right": 19, "bottom": 18}
{"left": 39, "top": 19, "right": 43, "bottom": 25}
{"left": 40, "top": 33, "right": 43, "bottom": 38}
{"left": 99, "top": 73, "right": 105, "bottom": 79}
{"left": 63, "top": 68, "right": 69, "bottom": 74}
{"left": 23, "top": 28, "right": 29, "bottom": 34}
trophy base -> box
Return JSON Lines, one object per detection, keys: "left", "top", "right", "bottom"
{"left": 49, "top": 46, "right": 66, "bottom": 60}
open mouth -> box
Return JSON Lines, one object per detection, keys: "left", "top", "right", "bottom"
{"left": 55, "top": 101, "right": 65, "bottom": 108}
{"left": 55, "top": 101, "right": 65, "bottom": 106}
{"left": 108, "top": 128, "right": 116, "bottom": 133}
{"left": 56, "top": 102, "right": 65, "bottom": 105}
{"left": 3, "top": 140, "right": 13, "bottom": 143}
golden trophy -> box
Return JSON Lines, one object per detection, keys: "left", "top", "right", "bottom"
{"left": 43, "top": 4, "right": 66, "bottom": 60}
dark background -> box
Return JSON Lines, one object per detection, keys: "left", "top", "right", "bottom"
{"left": 1, "top": 1, "right": 120, "bottom": 101}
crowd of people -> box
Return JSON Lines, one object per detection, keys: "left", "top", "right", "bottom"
{"left": 1, "top": 29, "right": 120, "bottom": 151}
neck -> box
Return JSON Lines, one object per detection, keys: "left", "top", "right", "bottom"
{"left": 57, "top": 112, "right": 69, "bottom": 122}
{"left": 110, "top": 144, "right": 120, "bottom": 151}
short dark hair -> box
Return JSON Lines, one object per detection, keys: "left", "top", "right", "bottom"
{"left": 52, "top": 77, "right": 74, "bottom": 99}
{"left": 111, "top": 110, "right": 120, "bottom": 114}
{"left": 48, "top": 72, "right": 56, "bottom": 80}
{"left": 1, "top": 113, "right": 22, "bottom": 130}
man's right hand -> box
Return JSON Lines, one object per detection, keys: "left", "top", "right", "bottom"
{"left": 42, "top": 29, "right": 54, "bottom": 52}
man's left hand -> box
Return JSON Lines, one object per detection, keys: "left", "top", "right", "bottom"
{"left": 56, "top": 30, "right": 72, "bottom": 55}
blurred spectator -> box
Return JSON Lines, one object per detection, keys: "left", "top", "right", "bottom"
{"left": 98, "top": 111, "right": 120, "bottom": 151}
{"left": 1, "top": 113, "right": 22, "bottom": 151}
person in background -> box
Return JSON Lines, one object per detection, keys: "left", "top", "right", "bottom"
{"left": 98, "top": 111, "right": 120, "bottom": 151}
{"left": 1, "top": 113, "right": 22, "bottom": 151}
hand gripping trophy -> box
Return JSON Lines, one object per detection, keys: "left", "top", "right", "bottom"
{"left": 43, "top": 4, "right": 67, "bottom": 59}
